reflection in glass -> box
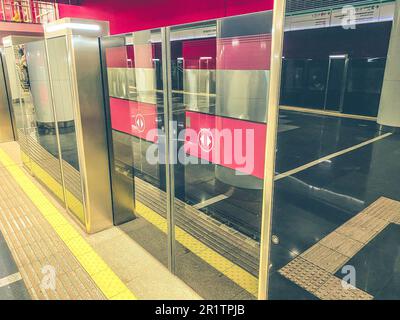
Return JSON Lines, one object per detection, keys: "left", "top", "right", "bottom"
{"left": 46, "top": 36, "right": 84, "bottom": 223}
{"left": 104, "top": 29, "right": 169, "bottom": 264}
{"left": 103, "top": 11, "right": 273, "bottom": 300}
{"left": 8, "top": 44, "right": 34, "bottom": 171}
{"left": 344, "top": 57, "right": 386, "bottom": 117}
{"left": 168, "top": 11, "right": 272, "bottom": 299}
{"left": 280, "top": 56, "right": 386, "bottom": 117}
{"left": 269, "top": 34, "right": 396, "bottom": 301}
{"left": 280, "top": 58, "right": 329, "bottom": 109}
{"left": 20, "top": 40, "right": 65, "bottom": 203}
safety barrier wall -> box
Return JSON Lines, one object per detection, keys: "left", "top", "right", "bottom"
{"left": 101, "top": 10, "right": 276, "bottom": 300}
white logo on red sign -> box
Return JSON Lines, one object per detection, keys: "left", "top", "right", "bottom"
{"left": 133, "top": 114, "right": 145, "bottom": 133}
{"left": 198, "top": 128, "right": 214, "bottom": 152}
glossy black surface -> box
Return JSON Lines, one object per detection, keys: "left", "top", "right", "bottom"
{"left": 0, "top": 232, "right": 18, "bottom": 279}
{"left": 0, "top": 231, "right": 30, "bottom": 300}
{"left": 276, "top": 110, "right": 380, "bottom": 173}
{"left": 334, "top": 224, "right": 400, "bottom": 300}
{"left": 272, "top": 139, "right": 383, "bottom": 254}
{"left": 270, "top": 119, "right": 400, "bottom": 299}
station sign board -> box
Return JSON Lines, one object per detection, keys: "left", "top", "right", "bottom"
{"left": 285, "top": 1, "right": 395, "bottom": 32}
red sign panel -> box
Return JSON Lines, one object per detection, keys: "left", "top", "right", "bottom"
{"left": 184, "top": 111, "right": 266, "bottom": 179}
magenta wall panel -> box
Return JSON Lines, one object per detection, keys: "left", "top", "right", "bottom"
{"left": 58, "top": 0, "right": 274, "bottom": 35}
{"left": 109, "top": 97, "right": 158, "bottom": 143}
{"left": 182, "top": 39, "right": 217, "bottom": 70}
{"left": 105, "top": 46, "right": 135, "bottom": 68}
{"left": 184, "top": 111, "right": 266, "bottom": 179}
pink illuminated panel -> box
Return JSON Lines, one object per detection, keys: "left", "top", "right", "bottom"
{"left": 182, "top": 39, "right": 217, "bottom": 70}
{"left": 184, "top": 111, "right": 266, "bottom": 179}
{"left": 105, "top": 46, "right": 135, "bottom": 68}
{"left": 109, "top": 97, "right": 158, "bottom": 143}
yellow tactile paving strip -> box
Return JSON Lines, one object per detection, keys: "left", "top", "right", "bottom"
{"left": 20, "top": 147, "right": 259, "bottom": 295}
{"left": 279, "top": 197, "right": 400, "bottom": 300}
{"left": 136, "top": 201, "right": 259, "bottom": 296}
{"left": 20, "top": 148, "right": 85, "bottom": 223}
{"left": 133, "top": 176, "right": 260, "bottom": 295}
{"left": 0, "top": 148, "right": 136, "bottom": 300}
{"left": 18, "top": 147, "right": 258, "bottom": 297}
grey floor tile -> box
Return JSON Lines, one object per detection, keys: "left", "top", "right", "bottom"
{"left": 0, "top": 280, "right": 31, "bottom": 300}
{"left": 0, "top": 241, "right": 18, "bottom": 279}
{"left": 176, "top": 252, "right": 244, "bottom": 300}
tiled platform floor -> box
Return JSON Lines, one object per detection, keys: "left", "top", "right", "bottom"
{"left": 279, "top": 197, "right": 400, "bottom": 300}
{"left": 0, "top": 142, "right": 201, "bottom": 300}
{"left": 0, "top": 145, "right": 105, "bottom": 300}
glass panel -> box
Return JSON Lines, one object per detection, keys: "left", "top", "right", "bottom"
{"left": 280, "top": 59, "right": 306, "bottom": 107}
{"left": 102, "top": 29, "right": 169, "bottom": 265}
{"left": 15, "top": 40, "right": 65, "bottom": 203}
{"left": 5, "top": 44, "right": 32, "bottom": 170}
{"left": 46, "top": 36, "right": 84, "bottom": 223}
{"left": 343, "top": 57, "right": 386, "bottom": 117}
{"left": 305, "top": 59, "right": 329, "bottom": 108}
{"left": 324, "top": 56, "right": 347, "bottom": 112}
{"left": 269, "top": 38, "right": 396, "bottom": 301}
{"left": 168, "top": 11, "right": 272, "bottom": 300}
{"left": 269, "top": 95, "right": 397, "bottom": 300}
{"left": 280, "top": 58, "right": 329, "bottom": 109}
{"left": 280, "top": 56, "right": 386, "bottom": 117}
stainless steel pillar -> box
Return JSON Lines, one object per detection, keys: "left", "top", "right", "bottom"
{"left": 44, "top": 18, "right": 113, "bottom": 233}
{"left": 0, "top": 51, "right": 14, "bottom": 142}
{"left": 258, "top": 0, "right": 287, "bottom": 300}
{"left": 378, "top": 0, "right": 400, "bottom": 128}
{"left": 161, "top": 27, "right": 176, "bottom": 273}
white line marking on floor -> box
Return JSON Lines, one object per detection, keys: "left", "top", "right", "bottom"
{"left": 275, "top": 133, "right": 393, "bottom": 181}
{"left": 0, "top": 272, "right": 22, "bottom": 288}
{"left": 193, "top": 194, "right": 229, "bottom": 210}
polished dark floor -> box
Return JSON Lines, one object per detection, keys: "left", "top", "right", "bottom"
{"left": 0, "top": 231, "right": 30, "bottom": 300}
{"left": 275, "top": 110, "right": 381, "bottom": 173}
{"left": 270, "top": 131, "right": 400, "bottom": 299}
{"left": 182, "top": 110, "right": 385, "bottom": 239}
{"left": 180, "top": 110, "right": 400, "bottom": 299}
{"left": 334, "top": 224, "right": 400, "bottom": 300}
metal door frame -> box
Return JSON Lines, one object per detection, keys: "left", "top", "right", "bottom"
{"left": 44, "top": 18, "right": 113, "bottom": 233}
{"left": 323, "top": 54, "right": 349, "bottom": 112}
{"left": 0, "top": 51, "right": 16, "bottom": 142}
{"left": 257, "top": 0, "right": 286, "bottom": 300}
{"left": 99, "top": 34, "right": 136, "bottom": 226}
{"left": 99, "top": 28, "right": 177, "bottom": 272}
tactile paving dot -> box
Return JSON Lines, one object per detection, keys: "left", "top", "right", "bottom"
{"left": 279, "top": 258, "right": 331, "bottom": 293}
{"left": 279, "top": 197, "right": 400, "bottom": 300}
{"left": 315, "top": 276, "right": 373, "bottom": 300}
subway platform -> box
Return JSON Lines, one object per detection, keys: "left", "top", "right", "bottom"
{"left": 0, "top": 142, "right": 200, "bottom": 300}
